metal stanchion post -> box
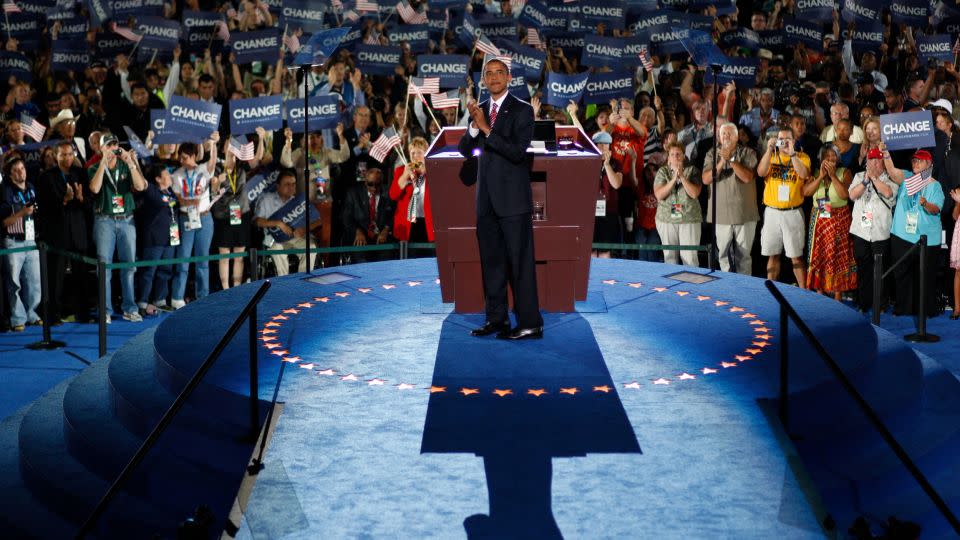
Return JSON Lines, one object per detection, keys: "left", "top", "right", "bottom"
{"left": 27, "top": 242, "right": 66, "bottom": 350}
{"left": 98, "top": 260, "right": 107, "bottom": 358}
{"left": 872, "top": 252, "right": 883, "bottom": 326}
{"left": 248, "top": 248, "right": 259, "bottom": 282}
{"left": 906, "top": 236, "right": 939, "bottom": 342}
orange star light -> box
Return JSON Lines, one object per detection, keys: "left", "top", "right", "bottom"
{"left": 271, "top": 350, "right": 288, "bottom": 357}
{"left": 652, "top": 287, "right": 667, "bottom": 292}
{"left": 702, "top": 367, "right": 718, "bottom": 375}
{"left": 272, "top": 314, "right": 289, "bottom": 320}
{"left": 746, "top": 348, "right": 762, "bottom": 355}
{"left": 367, "top": 378, "right": 386, "bottom": 386}
{"left": 652, "top": 378, "right": 670, "bottom": 385}
{"left": 696, "top": 295, "right": 711, "bottom": 301}
{"left": 260, "top": 335, "right": 277, "bottom": 342}
{"left": 593, "top": 385, "right": 612, "bottom": 393}
{"left": 358, "top": 288, "right": 372, "bottom": 293}
{"left": 559, "top": 387, "right": 579, "bottom": 395}
{"left": 720, "top": 362, "right": 737, "bottom": 368}
{"left": 752, "top": 341, "right": 769, "bottom": 348}
{"left": 382, "top": 284, "right": 396, "bottom": 289}
{"left": 396, "top": 383, "right": 415, "bottom": 390}
{"left": 678, "top": 373, "right": 696, "bottom": 380}
{"left": 265, "top": 321, "right": 280, "bottom": 327}
{"left": 755, "top": 334, "right": 772, "bottom": 340}
{"left": 623, "top": 381, "right": 641, "bottom": 389}
{"left": 628, "top": 282, "right": 643, "bottom": 288}
{"left": 460, "top": 388, "right": 479, "bottom": 396}
{"left": 729, "top": 306, "right": 744, "bottom": 313}
{"left": 282, "top": 308, "right": 299, "bottom": 314}
{"left": 741, "top": 313, "right": 757, "bottom": 319}
{"left": 675, "top": 291, "right": 689, "bottom": 296}
{"left": 602, "top": 279, "right": 617, "bottom": 285}
{"left": 317, "top": 369, "right": 336, "bottom": 376}
{"left": 264, "top": 343, "right": 280, "bottom": 349}
{"left": 493, "top": 389, "right": 513, "bottom": 397}
{"left": 714, "top": 301, "right": 728, "bottom": 306}
{"left": 283, "top": 356, "right": 302, "bottom": 363}
{"left": 261, "top": 328, "right": 277, "bottom": 335}
{"left": 407, "top": 281, "right": 421, "bottom": 287}
{"left": 335, "top": 292, "right": 350, "bottom": 297}
{"left": 340, "top": 374, "right": 358, "bottom": 381}
{"left": 734, "top": 355, "right": 752, "bottom": 362}
{"left": 299, "top": 363, "right": 315, "bottom": 370}
{"left": 314, "top": 297, "right": 330, "bottom": 303}
{"left": 527, "top": 388, "right": 547, "bottom": 397}
{"left": 298, "top": 302, "right": 313, "bottom": 308}
{"left": 429, "top": 386, "right": 446, "bottom": 393}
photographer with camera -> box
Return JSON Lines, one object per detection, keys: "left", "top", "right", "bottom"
{"left": 758, "top": 128, "right": 811, "bottom": 288}
{"left": 1, "top": 156, "right": 41, "bottom": 331}
{"left": 389, "top": 137, "right": 433, "bottom": 253}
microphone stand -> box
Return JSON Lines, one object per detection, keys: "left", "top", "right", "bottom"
{"left": 709, "top": 64, "right": 720, "bottom": 272}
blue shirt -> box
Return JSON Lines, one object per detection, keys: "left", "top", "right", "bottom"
{"left": 891, "top": 173, "right": 945, "bottom": 244}
{"left": 738, "top": 107, "right": 780, "bottom": 139}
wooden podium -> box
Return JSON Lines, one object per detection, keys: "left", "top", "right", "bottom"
{"left": 427, "top": 126, "right": 601, "bottom": 313}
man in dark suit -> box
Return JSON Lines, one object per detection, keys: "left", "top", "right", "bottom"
{"left": 341, "top": 168, "right": 394, "bottom": 263}
{"left": 457, "top": 58, "right": 543, "bottom": 340}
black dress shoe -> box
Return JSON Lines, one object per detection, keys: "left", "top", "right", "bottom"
{"left": 471, "top": 321, "right": 511, "bottom": 337}
{"left": 496, "top": 326, "right": 544, "bottom": 340}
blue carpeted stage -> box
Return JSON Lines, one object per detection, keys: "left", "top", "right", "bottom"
{"left": 2, "top": 257, "right": 959, "bottom": 538}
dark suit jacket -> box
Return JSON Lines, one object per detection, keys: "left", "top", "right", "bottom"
{"left": 35, "top": 166, "right": 90, "bottom": 250}
{"left": 341, "top": 183, "right": 394, "bottom": 242}
{"left": 457, "top": 93, "right": 534, "bottom": 217}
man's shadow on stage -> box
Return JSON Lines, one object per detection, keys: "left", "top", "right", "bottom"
{"left": 421, "top": 312, "right": 641, "bottom": 539}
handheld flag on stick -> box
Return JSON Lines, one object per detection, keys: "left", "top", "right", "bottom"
{"left": 228, "top": 137, "right": 256, "bottom": 161}
{"left": 370, "top": 126, "right": 402, "bottom": 163}
{"left": 904, "top": 167, "right": 933, "bottom": 197}
{"left": 20, "top": 113, "right": 45, "bottom": 142}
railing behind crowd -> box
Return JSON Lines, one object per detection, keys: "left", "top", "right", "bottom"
{"left": 765, "top": 280, "right": 960, "bottom": 536}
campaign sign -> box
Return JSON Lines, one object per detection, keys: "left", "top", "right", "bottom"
{"left": 454, "top": 12, "right": 481, "bottom": 51}
{"left": 704, "top": 56, "right": 760, "bottom": 89}
{"left": 842, "top": 0, "right": 881, "bottom": 24}
{"left": 783, "top": 17, "right": 823, "bottom": 51}
{"left": 166, "top": 96, "right": 222, "bottom": 139}
{"left": 680, "top": 28, "right": 725, "bottom": 67}
{"left": 581, "top": 34, "right": 623, "bottom": 69}
{"left": 519, "top": 0, "right": 550, "bottom": 29}
{"left": 880, "top": 111, "right": 935, "bottom": 151}
{"left": 498, "top": 42, "right": 546, "bottom": 81}
{"left": 337, "top": 23, "right": 365, "bottom": 55}
{"left": 291, "top": 26, "right": 353, "bottom": 66}
{"left": 473, "top": 73, "right": 528, "bottom": 103}
{"left": 429, "top": 0, "right": 464, "bottom": 8}
{"left": 281, "top": 0, "right": 328, "bottom": 33}
{"left": 111, "top": 0, "right": 144, "bottom": 18}
{"left": 620, "top": 36, "right": 644, "bottom": 67}
{"left": 719, "top": 28, "right": 760, "bottom": 50}
{"left": 917, "top": 34, "right": 953, "bottom": 63}
{"left": 182, "top": 24, "right": 227, "bottom": 55}
{"left": 137, "top": 16, "right": 182, "bottom": 49}
{"left": 796, "top": 0, "right": 835, "bottom": 21}
{"left": 151, "top": 108, "right": 197, "bottom": 144}
{"left": 3, "top": 14, "right": 42, "bottom": 51}
{"left": 627, "top": 11, "right": 671, "bottom": 41}
{"left": 230, "top": 95, "right": 284, "bottom": 136}
{"left": 51, "top": 40, "right": 91, "bottom": 72}
{"left": 583, "top": 71, "right": 634, "bottom": 104}
{"left": 624, "top": 0, "right": 658, "bottom": 9}
{"left": 86, "top": 0, "right": 113, "bottom": 27}
{"left": 890, "top": 0, "right": 928, "bottom": 26}
{"left": 387, "top": 25, "right": 430, "bottom": 54}
{"left": 480, "top": 17, "right": 518, "bottom": 40}
{"left": 181, "top": 10, "right": 223, "bottom": 32}
{"left": 286, "top": 94, "right": 341, "bottom": 132}
{"left": 22, "top": 0, "right": 57, "bottom": 18}
{"left": 547, "top": 32, "right": 585, "bottom": 59}
{"left": 580, "top": 0, "right": 626, "bottom": 30}
{"left": 671, "top": 12, "right": 715, "bottom": 32}
{"left": 243, "top": 165, "right": 280, "bottom": 206}
{"left": 355, "top": 44, "right": 402, "bottom": 76}
{"left": 659, "top": 0, "right": 689, "bottom": 9}
{"left": 650, "top": 25, "right": 691, "bottom": 56}
{"left": 122, "top": 126, "right": 153, "bottom": 159}
{"left": 56, "top": 17, "right": 90, "bottom": 41}
{"left": 418, "top": 54, "right": 470, "bottom": 88}
{"left": 93, "top": 33, "right": 131, "bottom": 60}
{"left": 849, "top": 21, "right": 884, "bottom": 54}
{"left": 426, "top": 9, "right": 448, "bottom": 40}
{"left": 141, "top": 0, "right": 166, "bottom": 16}
{"left": 759, "top": 29, "right": 786, "bottom": 53}
{"left": 232, "top": 29, "right": 281, "bottom": 64}
{"left": 542, "top": 71, "right": 590, "bottom": 107}
{"left": 0, "top": 52, "right": 32, "bottom": 82}
{"left": 264, "top": 194, "right": 307, "bottom": 243}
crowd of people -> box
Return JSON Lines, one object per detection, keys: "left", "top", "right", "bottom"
{"left": 2, "top": 0, "right": 960, "bottom": 331}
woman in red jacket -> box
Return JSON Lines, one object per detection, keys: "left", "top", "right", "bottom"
{"left": 389, "top": 137, "right": 434, "bottom": 249}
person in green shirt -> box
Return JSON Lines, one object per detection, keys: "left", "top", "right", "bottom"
{"left": 88, "top": 133, "right": 147, "bottom": 322}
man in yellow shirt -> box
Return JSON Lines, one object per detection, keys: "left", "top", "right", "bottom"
{"left": 757, "top": 128, "right": 811, "bottom": 287}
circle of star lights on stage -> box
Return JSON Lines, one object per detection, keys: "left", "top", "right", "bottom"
{"left": 257, "top": 277, "right": 775, "bottom": 398}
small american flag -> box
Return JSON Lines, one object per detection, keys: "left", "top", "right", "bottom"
{"left": 228, "top": 137, "right": 255, "bottom": 161}
{"left": 904, "top": 167, "right": 933, "bottom": 197}
{"left": 954, "top": 37, "right": 960, "bottom": 56}
{"left": 364, "top": 30, "right": 380, "bottom": 45}
{"left": 356, "top": 0, "right": 378, "bottom": 12}
{"left": 111, "top": 22, "right": 143, "bottom": 42}
{"left": 639, "top": 46, "right": 654, "bottom": 71}
{"left": 370, "top": 126, "right": 401, "bottom": 163}
{"left": 213, "top": 20, "right": 230, "bottom": 41}
{"left": 396, "top": 1, "right": 427, "bottom": 24}
{"left": 483, "top": 53, "right": 511, "bottom": 72}
{"left": 526, "top": 27, "right": 542, "bottom": 48}
{"left": 20, "top": 113, "right": 45, "bottom": 142}
{"left": 343, "top": 10, "right": 360, "bottom": 21}
{"left": 2, "top": 0, "right": 21, "bottom": 13}
{"left": 408, "top": 76, "right": 440, "bottom": 95}
{"left": 475, "top": 33, "right": 501, "bottom": 56}
{"left": 430, "top": 89, "right": 460, "bottom": 109}
{"left": 283, "top": 32, "right": 301, "bottom": 54}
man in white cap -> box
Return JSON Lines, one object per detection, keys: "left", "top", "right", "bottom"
{"left": 458, "top": 56, "right": 543, "bottom": 340}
